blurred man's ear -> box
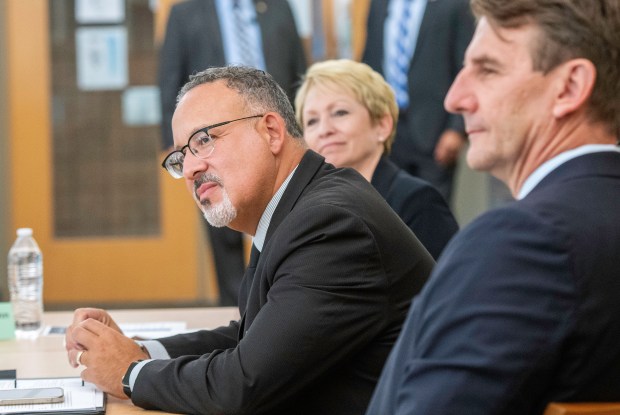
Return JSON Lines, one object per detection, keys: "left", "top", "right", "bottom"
{"left": 552, "top": 58, "right": 596, "bottom": 119}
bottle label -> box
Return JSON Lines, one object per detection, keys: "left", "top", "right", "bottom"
{"left": 0, "top": 302, "right": 16, "bottom": 340}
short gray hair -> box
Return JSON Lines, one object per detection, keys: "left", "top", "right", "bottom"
{"left": 177, "top": 66, "right": 303, "bottom": 139}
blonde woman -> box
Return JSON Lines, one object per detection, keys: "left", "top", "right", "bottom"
{"left": 296, "top": 59, "right": 458, "bottom": 259}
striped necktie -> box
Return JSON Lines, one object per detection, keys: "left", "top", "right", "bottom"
{"left": 390, "top": 0, "right": 413, "bottom": 109}
{"left": 233, "top": 0, "right": 258, "bottom": 68}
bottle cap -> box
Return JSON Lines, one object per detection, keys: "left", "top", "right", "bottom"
{"left": 16, "top": 228, "right": 33, "bottom": 237}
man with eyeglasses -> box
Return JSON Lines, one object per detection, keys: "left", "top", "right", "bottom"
{"left": 159, "top": 0, "right": 307, "bottom": 308}
{"left": 64, "top": 66, "right": 435, "bottom": 415}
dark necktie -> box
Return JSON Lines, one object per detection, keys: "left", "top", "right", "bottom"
{"left": 237, "top": 244, "right": 260, "bottom": 336}
{"left": 248, "top": 244, "right": 260, "bottom": 269}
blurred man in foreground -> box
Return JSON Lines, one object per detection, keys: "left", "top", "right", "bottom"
{"left": 367, "top": 1, "right": 620, "bottom": 414}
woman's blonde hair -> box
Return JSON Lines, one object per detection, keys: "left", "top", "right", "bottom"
{"left": 295, "top": 59, "right": 399, "bottom": 154}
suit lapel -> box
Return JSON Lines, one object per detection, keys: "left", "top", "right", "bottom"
{"left": 264, "top": 150, "right": 325, "bottom": 245}
{"left": 377, "top": 0, "right": 390, "bottom": 38}
{"left": 375, "top": 0, "right": 390, "bottom": 73}
{"left": 371, "top": 156, "right": 400, "bottom": 198}
{"left": 204, "top": 0, "right": 227, "bottom": 65}
{"left": 238, "top": 150, "right": 325, "bottom": 339}
{"left": 530, "top": 151, "right": 620, "bottom": 197}
{"left": 409, "top": 0, "right": 434, "bottom": 69}
{"left": 238, "top": 150, "right": 325, "bottom": 338}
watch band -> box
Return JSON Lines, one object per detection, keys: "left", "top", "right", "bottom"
{"left": 122, "top": 360, "right": 143, "bottom": 398}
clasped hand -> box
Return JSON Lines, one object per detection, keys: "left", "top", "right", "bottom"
{"left": 65, "top": 308, "right": 149, "bottom": 399}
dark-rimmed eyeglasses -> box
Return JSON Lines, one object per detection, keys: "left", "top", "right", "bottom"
{"left": 161, "top": 114, "right": 264, "bottom": 179}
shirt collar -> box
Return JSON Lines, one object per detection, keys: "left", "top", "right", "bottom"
{"left": 518, "top": 144, "right": 620, "bottom": 199}
{"left": 252, "top": 166, "right": 298, "bottom": 251}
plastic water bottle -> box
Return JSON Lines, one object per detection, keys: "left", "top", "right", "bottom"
{"left": 7, "top": 228, "right": 44, "bottom": 332}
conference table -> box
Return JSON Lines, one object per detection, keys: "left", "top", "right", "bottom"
{"left": 0, "top": 307, "right": 240, "bottom": 414}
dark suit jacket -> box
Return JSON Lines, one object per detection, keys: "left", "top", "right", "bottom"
{"left": 131, "top": 151, "right": 436, "bottom": 414}
{"left": 158, "top": 0, "right": 306, "bottom": 148}
{"left": 366, "top": 151, "right": 620, "bottom": 415}
{"left": 371, "top": 156, "right": 458, "bottom": 259}
{"left": 362, "top": 0, "right": 474, "bottom": 156}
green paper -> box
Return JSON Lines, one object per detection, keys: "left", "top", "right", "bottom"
{"left": 0, "top": 302, "right": 16, "bottom": 340}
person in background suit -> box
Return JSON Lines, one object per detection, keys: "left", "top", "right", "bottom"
{"left": 362, "top": 0, "right": 474, "bottom": 203}
{"left": 65, "top": 66, "right": 435, "bottom": 414}
{"left": 366, "top": 0, "right": 620, "bottom": 414}
{"left": 296, "top": 59, "right": 459, "bottom": 259}
{"left": 158, "top": 0, "right": 307, "bottom": 306}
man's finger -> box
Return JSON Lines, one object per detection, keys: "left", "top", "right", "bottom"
{"left": 71, "top": 321, "right": 103, "bottom": 350}
{"left": 76, "top": 350, "right": 86, "bottom": 366}
{"left": 79, "top": 318, "right": 110, "bottom": 335}
{"left": 68, "top": 348, "right": 86, "bottom": 368}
